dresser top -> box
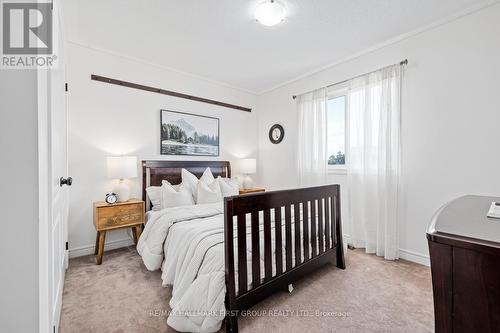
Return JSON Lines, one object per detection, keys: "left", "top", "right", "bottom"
{"left": 429, "top": 195, "right": 500, "bottom": 244}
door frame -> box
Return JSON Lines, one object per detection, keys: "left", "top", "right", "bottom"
{"left": 38, "top": 64, "right": 51, "bottom": 333}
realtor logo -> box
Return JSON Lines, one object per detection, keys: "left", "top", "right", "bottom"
{"left": 1, "top": 1, "right": 56, "bottom": 68}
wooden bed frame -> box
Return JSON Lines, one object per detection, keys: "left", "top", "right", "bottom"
{"left": 142, "top": 160, "right": 346, "bottom": 333}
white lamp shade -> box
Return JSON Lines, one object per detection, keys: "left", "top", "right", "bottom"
{"left": 238, "top": 158, "right": 257, "bottom": 174}
{"left": 107, "top": 156, "right": 137, "bottom": 179}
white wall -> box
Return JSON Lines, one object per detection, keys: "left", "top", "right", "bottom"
{"left": 67, "top": 4, "right": 500, "bottom": 264}
{"left": 257, "top": 4, "right": 500, "bottom": 264}
{"left": 67, "top": 43, "right": 258, "bottom": 256}
{"left": 0, "top": 71, "right": 39, "bottom": 332}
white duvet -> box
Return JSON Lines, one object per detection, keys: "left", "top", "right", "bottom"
{"left": 138, "top": 203, "right": 224, "bottom": 271}
{"left": 137, "top": 202, "right": 319, "bottom": 333}
{"left": 137, "top": 203, "right": 230, "bottom": 332}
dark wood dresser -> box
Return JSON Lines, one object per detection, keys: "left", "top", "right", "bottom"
{"left": 427, "top": 195, "right": 500, "bottom": 333}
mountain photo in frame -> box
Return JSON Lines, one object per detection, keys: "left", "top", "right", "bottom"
{"left": 160, "top": 110, "right": 220, "bottom": 156}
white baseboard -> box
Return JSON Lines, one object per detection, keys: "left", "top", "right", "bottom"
{"left": 69, "top": 238, "right": 135, "bottom": 258}
{"left": 399, "top": 248, "right": 430, "bottom": 266}
{"left": 344, "top": 234, "right": 430, "bottom": 266}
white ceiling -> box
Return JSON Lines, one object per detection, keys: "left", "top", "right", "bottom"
{"left": 70, "top": 0, "right": 490, "bottom": 94}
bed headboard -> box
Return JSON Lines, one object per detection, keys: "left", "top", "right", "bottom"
{"left": 142, "top": 160, "right": 231, "bottom": 209}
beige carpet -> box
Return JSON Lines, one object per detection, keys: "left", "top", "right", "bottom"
{"left": 60, "top": 247, "right": 434, "bottom": 333}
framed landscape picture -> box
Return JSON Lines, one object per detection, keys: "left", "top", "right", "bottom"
{"left": 160, "top": 110, "right": 220, "bottom": 156}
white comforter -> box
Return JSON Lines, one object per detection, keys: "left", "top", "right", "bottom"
{"left": 137, "top": 203, "right": 310, "bottom": 333}
{"left": 137, "top": 203, "right": 229, "bottom": 332}
{"left": 137, "top": 203, "right": 224, "bottom": 271}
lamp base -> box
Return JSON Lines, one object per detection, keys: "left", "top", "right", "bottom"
{"left": 114, "top": 180, "right": 131, "bottom": 202}
{"left": 242, "top": 175, "right": 253, "bottom": 189}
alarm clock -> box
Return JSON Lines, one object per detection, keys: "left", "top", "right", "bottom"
{"left": 105, "top": 193, "right": 118, "bottom": 204}
{"left": 269, "top": 124, "right": 284, "bottom": 144}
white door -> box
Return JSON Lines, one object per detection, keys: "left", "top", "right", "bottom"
{"left": 39, "top": 1, "right": 69, "bottom": 332}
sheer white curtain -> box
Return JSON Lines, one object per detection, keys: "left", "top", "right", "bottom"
{"left": 348, "top": 65, "right": 402, "bottom": 260}
{"left": 297, "top": 88, "right": 328, "bottom": 186}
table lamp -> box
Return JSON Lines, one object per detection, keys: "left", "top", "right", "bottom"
{"left": 107, "top": 156, "right": 137, "bottom": 202}
{"left": 238, "top": 158, "right": 256, "bottom": 189}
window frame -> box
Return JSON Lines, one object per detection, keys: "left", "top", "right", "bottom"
{"left": 326, "top": 88, "right": 348, "bottom": 174}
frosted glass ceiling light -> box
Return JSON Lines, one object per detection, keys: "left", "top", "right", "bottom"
{"left": 255, "top": 0, "right": 286, "bottom": 26}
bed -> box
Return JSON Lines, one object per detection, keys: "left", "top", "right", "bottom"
{"left": 138, "top": 160, "right": 346, "bottom": 333}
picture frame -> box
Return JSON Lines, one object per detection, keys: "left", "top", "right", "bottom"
{"left": 160, "top": 110, "right": 220, "bottom": 156}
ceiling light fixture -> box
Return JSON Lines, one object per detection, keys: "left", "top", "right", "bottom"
{"left": 255, "top": 0, "right": 286, "bottom": 27}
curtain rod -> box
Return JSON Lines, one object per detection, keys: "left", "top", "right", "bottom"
{"left": 292, "top": 59, "right": 408, "bottom": 100}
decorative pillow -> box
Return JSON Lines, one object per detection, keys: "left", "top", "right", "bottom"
{"left": 145, "top": 186, "right": 162, "bottom": 211}
{"left": 199, "top": 167, "right": 215, "bottom": 185}
{"left": 197, "top": 180, "right": 223, "bottom": 204}
{"left": 160, "top": 181, "right": 194, "bottom": 209}
{"left": 217, "top": 177, "right": 240, "bottom": 197}
{"left": 181, "top": 168, "right": 200, "bottom": 201}
{"left": 161, "top": 180, "right": 180, "bottom": 190}
{"left": 181, "top": 168, "right": 215, "bottom": 202}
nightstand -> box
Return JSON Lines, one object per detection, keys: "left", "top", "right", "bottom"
{"left": 239, "top": 188, "right": 265, "bottom": 195}
{"left": 93, "top": 199, "right": 145, "bottom": 265}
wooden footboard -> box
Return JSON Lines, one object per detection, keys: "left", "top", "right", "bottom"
{"left": 224, "top": 185, "right": 345, "bottom": 333}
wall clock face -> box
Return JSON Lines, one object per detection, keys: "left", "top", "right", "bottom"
{"left": 269, "top": 124, "right": 284, "bottom": 144}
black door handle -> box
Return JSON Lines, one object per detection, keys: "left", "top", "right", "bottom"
{"left": 60, "top": 177, "right": 73, "bottom": 187}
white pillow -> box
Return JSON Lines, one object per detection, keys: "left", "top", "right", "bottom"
{"left": 145, "top": 186, "right": 162, "bottom": 211}
{"left": 181, "top": 168, "right": 215, "bottom": 202}
{"left": 200, "top": 167, "right": 215, "bottom": 185}
{"left": 160, "top": 181, "right": 194, "bottom": 208}
{"left": 181, "top": 168, "right": 199, "bottom": 201}
{"left": 161, "top": 179, "right": 181, "bottom": 190}
{"left": 197, "top": 181, "right": 222, "bottom": 204}
{"left": 217, "top": 177, "right": 239, "bottom": 198}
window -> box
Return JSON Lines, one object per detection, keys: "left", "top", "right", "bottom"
{"left": 327, "top": 94, "right": 347, "bottom": 170}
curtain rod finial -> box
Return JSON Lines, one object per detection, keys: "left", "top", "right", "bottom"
{"left": 292, "top": 95, "right": 297, "bottom": 100}
{"left": 400, "top": 59, "right": 408, "bottom": 66}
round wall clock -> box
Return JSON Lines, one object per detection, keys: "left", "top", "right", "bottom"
{"left": 269, "top": 124, "right": 284, "bottom": 144}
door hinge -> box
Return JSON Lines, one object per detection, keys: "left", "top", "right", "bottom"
{"left": 53, "top": 325, "right": 56, "bottom": 333}
{"left": 51, "top": 0, "right": 54, "bottom": 10}
{"left": 65, "top": 241, "right": 69, "bottom": 250}
{"left": 65, "top": 83, "right": 68, "bottom": 92}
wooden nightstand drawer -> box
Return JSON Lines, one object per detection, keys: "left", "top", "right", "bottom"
{"left": 97, "top": 204, "right": 143, "bottom": 229}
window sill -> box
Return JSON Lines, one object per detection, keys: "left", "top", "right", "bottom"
{"left": 328, "top": 168, "right": 347, "bottom": 175}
